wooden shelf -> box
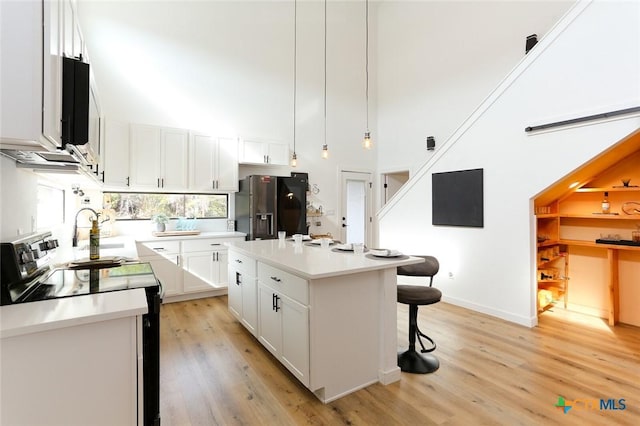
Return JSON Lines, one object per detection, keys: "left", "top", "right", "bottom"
{"left": 538, "top": 279, "right": 564, "bottom": 284}
{"left": 559, "top": 213, "right": 640, "bottom": 220}
{"left": 537, "top": 240, "right": 561, "bottom": 248}
{"left": 535, "top": 213, "right": 558, "bottom": 218}
{"left": 576, "top": 187, "right": 640, "bottom": 193}
{"left": 560, "top": 239, "right": 640, "bottom": 251}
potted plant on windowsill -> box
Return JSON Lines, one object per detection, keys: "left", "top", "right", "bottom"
{"left": 151, "top": 213, "right": 169, "bottom": 233}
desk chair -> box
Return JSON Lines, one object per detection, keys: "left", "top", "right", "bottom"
{"left": 397, "top": 255, "right": 441, "bottom": 374}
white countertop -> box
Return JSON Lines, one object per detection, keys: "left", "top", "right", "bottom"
{"left": 226, "top": 239, "right": 424, "bottom": 280}
{"left": 0, "top": 288, "right": 148, "bottom": 339}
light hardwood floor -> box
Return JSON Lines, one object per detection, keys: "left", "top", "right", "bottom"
{"left": 159, "top": 296, "right": 639, "bottom": 425}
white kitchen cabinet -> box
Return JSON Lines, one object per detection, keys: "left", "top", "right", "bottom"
{"left": 102, "top": 119, "right": 131, "bottom": 188}
{"left": 182, "top": 239, "right": 231, "bottom": 293}
{"left": 239, "top": 138, "right": 289, "bottom": 166}
{"left": 137, "top": 240, "right": 181, "bottom": 297}
{"left": 1, "top": 314, "right": 141, "bottom": 426}
{"left": 129, "top": 124, "right": 188, "bottom": 190}
{"left": 137, "top": 236, "right": 243, "bottom": 303}
{"left": 0, "top": 0, "right": 62, "bottom": 150}
{"left": 62, "top": 0, "right": 83, "bottom": 59}
{"left": 257, "top": 262, "right": 309, "bottom": 386}
{"left": 227, "top": 249, "right": 258, "bottom": 336}
{"left": 189, "top": 134, "right": 238, "bottom": 192}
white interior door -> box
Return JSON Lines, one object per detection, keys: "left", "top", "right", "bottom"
{"left": 340, "top": 171, "right": 373, "bottom": 245}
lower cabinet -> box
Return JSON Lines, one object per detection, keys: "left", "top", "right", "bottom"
{"left": 228, "top": 250, "right": 258, "bottom": 336}
{"left": 137, "top": 241, "right": 181, "bottom": 297}
{"left": 136, "top": 236, "right": 243, "bottom": 303}
{"left": 1, "top": 315, "right": 141, "bottom": 425}
{"left": 183, "top": 247, "right": 228, "bottom": 293}
{"left": 256, "top": 262, "right": 309, "bottom": 386}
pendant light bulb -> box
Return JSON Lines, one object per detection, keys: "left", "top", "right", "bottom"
{"left": 363, "top": 131, "right": 372, "bottom": 149}
{"left": 291, "top": 152, "right": 298, "bottom": 167}
{"left": 321, "top": 144, "right": 329, "bottom": 159}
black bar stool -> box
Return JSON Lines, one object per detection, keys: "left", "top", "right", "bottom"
{"left": 397, "top": 255, "right": 441, "bottom": 374}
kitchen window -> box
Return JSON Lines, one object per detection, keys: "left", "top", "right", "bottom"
{"left": 104, "top": 192, "right": 228, "bottom": 220}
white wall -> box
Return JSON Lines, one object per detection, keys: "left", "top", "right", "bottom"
{"left": 375, "top": 0, "right": 575, "bottom": 175}
{"left": 378, "top": 0, "right": 640, "bottom": 326}
{"left": 0, "top": 156, "right": 38, "bottom": 239}
{"left": 78, "top": 0, "right": 376, "bottom": 239}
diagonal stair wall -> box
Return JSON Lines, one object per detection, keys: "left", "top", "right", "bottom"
{"left": 378, "top": 0, "right": 640, "bottom": 326}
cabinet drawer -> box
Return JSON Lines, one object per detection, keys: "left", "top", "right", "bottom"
{"left": 182, "top": 238, "right": 229, "bottom": 253}
{"left": 228, "top": 250, "right": 256, "bottom": 276}
{"left": 258, "top": 262, "right": 308, "bottom": 305}
{"left": 142, "top": 240, "right": 180, "bottom": 254}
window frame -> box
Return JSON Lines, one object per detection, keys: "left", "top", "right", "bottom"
{"left": 103, "top": 191, "right": 229, "bottom": 220}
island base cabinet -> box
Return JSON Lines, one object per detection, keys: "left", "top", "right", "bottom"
{"left": 258, "top": 283, "right": 309, "bottom": 386}
{"left": 1, "top": 316, "right": 140, "bottom": 426}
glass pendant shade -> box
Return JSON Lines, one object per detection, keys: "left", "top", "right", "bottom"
{"left": 363, "top": 131, "right": 372, "bottom": 149}
{"left": 291, "top": 152, "right": 298, "bottom": 167}
{"left": 321, "top": 144, "right": 329, "bottom": 159}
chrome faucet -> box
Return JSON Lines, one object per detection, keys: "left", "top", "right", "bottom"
{"left": 72, "top": 208, "right": 99, "bottom": 247}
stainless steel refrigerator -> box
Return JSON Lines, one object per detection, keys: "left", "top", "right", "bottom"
{"left": 235, "top": 175, "right": 277, "bottom": 240}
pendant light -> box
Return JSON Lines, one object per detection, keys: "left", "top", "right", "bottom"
{"left": 321, "top": 0, "right": 329, "bottom": 159}
{"left": 362, "top": 0, "right": 372, "bottom": 150}
{"left": 291, "top": 0, "right": 298, "bottom": 167}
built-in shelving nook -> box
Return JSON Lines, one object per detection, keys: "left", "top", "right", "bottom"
{"left": 534, "top": 129, "right": 640, "bottom": 326}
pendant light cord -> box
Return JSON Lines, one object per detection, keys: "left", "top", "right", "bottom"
{"left": 324, "top": 0, "right": 327, "bottom": 147}
{"left": 365, "top": 0, "right": 369, "bottom": 132}
{"left": 293, "top": 0, "right": 297, "bottom": 156}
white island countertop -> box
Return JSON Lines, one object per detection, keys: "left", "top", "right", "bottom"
{"left": 226, "top": 239, "right": 423, "bottom": 280}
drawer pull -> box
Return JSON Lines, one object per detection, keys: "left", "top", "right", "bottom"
{"left": 153, "top": 247, "right": 166, "bottom": 251}
{"left": 235, "top": 259, "right": 243, "bottom": 263}
{"left": 270, "top": 276, "right": 281, "bottom": 283}
{"left": 210, "top": 243, "right": 221, "bottom": 246}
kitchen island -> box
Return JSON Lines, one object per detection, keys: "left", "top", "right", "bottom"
{"left": 226, "top": 239, "right": 424, "bottom": 403}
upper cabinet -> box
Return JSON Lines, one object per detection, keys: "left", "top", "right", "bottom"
{"left": 239, "top": 138, "right": 289, "bottom": 166}
{"left": 103, "top": 121, "right": 240, "bottom": 193}
{"left": 129, "top": 124, "right": 188, "bottom": 191}
{"left": 1, "top": 0, "right": 102, "bottom": 169}
{"left": 102, "top": 119, "right": 130, "bottom": 188}
{"left": 189, "top": 134, "right": 238, "bottom": 192}
{"left": 1, "top": 0, "right": 62, "bottom": 149}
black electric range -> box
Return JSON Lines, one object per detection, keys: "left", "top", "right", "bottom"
{"left": 8, "top": 262, "right": 160, "bottom": 305}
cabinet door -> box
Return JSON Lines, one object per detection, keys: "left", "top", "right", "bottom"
{"left": 102, "top": 119, "right": 130, "bottom": 188}
{"left": 42, "top": 0, "right": 63, "bottom": 148}
{"left": 241, "top": 273, "right": 258, "bottom": 336}
{"left": 228, "top": 267, "right": 243, "bottom": 320}
{"left": 239, "top": 139, "right": 266, "bottom": 164}
{"left": 216, "top": 138, "right": 239, "bottom": 191}
{"left": 130, "top": 124, "right": 162, "bottom": 189}
{"left": 266, "top": 142, "right": 289, "bottom": 166}
{"left": 189, "top": 133, "right": 216, "bottom": 191}
{"left": 183, "top": 252, "right": 215, "bottom": 293}
{"left": 281, "top": 296, "right": 309, "bottom": 385}
{"left": 258, "top": 284, "right": 281, "bottom": 357}
{"left": 161, "top": 128, "right": 188, "bottom": 190}
{"left": 214, "top": 250, "right": 228, "bottom": 286}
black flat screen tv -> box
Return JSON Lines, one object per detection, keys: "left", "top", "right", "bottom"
{"left": 432, "top": 168, "right": 483, "bottom": 227}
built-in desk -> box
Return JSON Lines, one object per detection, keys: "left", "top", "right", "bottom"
{"left": 560, "top": 239, "right": 640, "bottom": 325}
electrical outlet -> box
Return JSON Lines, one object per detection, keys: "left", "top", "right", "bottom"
{"left": 448, "top": 272, "right": 454, "bottom": 279}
